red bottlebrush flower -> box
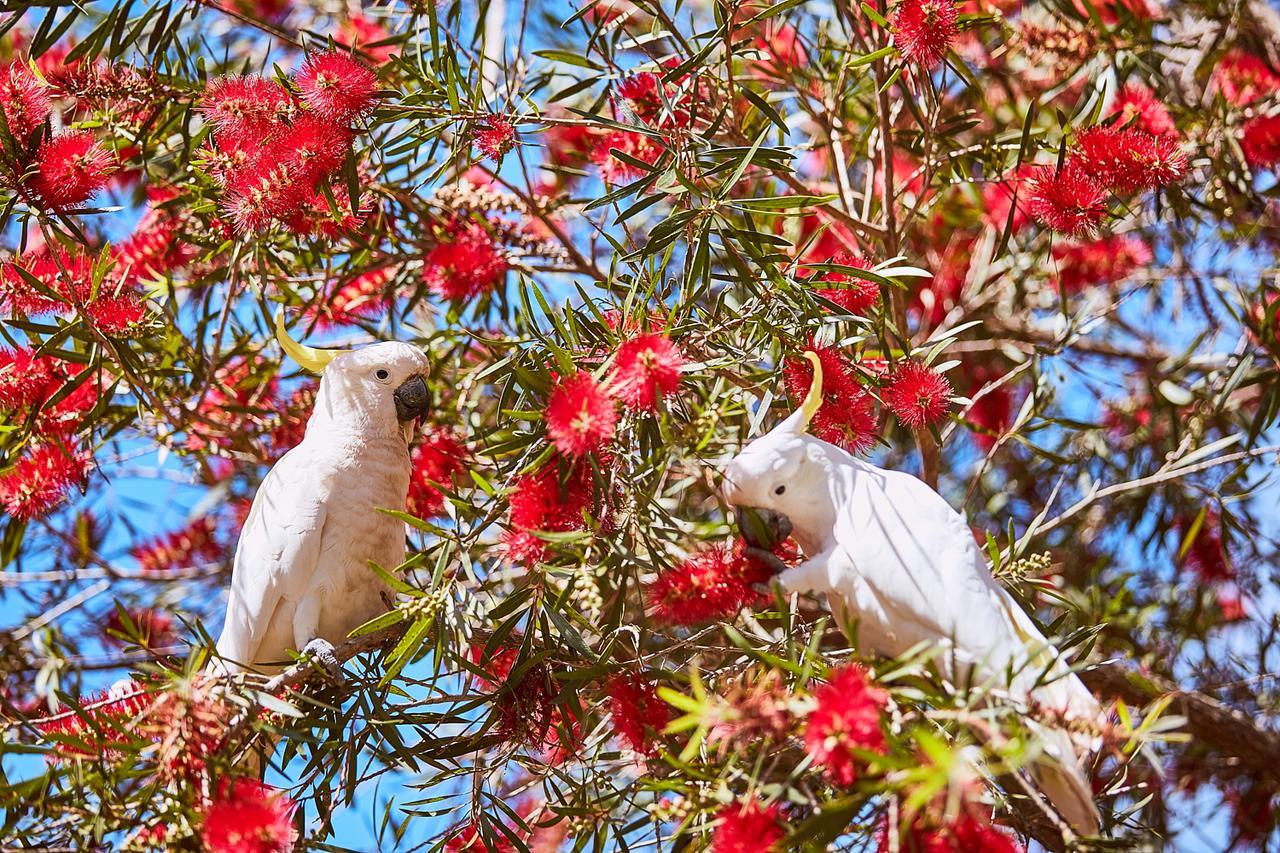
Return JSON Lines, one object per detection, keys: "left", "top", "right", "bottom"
{"left": 1179, "top": 513, "right": 1233, "bottom": 583}
{"left": 883, "top": 360, "right": 952, "bottom": 429}
{"left": 295, "top": 49, "right": 378, "bottom": 123}
{"left": 606, "top": 674, "right": 671, "bottom": 755}
{"left": 200, "top": 75, "right": 294, "bottom": 134}
{"left": 306, "top": 267, "right": 394, "bottom": 330}
{"left": 617, "top": 72, "right": 668, "bottom": 124}
{"left": 968, "top": 383, "right": 1012, "bottom": 451}
{"left": 86, "top": 293, "right": 146, "bottom": 336}
{"left": 712, "top": 799, "right": 785, "bottom": 853}
{"left": 131, "top": 517, "right": 224, "bottom": 574}
{"left": 873, "top": 151, "right": 928, "bottom": 200}
{"left": 282, "top": 114, "right": 353, "bottom": 180}
{"left": 469, "top": 641, "right": 559, "bottom": 748}
{"left": 1214, "top": 50, "right": 1280, "bottom": 107}
{"left": 284, "top": 182, "right": 372, "bottom": 238}
{"left": 185, "top": 357, "right": 280, "bottom": 455}
{"left": 891, "top": 0, "right": 959, "bottom": 68}
{"left": 1070, "top": 0, "right": 1158, "bottom": 24}
{"left": 646, "top": 543, "right": 769, "bottom": 626}
{"left": 1027, "top": 163, "right": 1108, "bottom": 236}
{"left": 982, "top": 164, "right": 1036, "bottom": 233}
{"left": 809, "top": 252, "right": 880, "bottom": 315}
{"left": 804, "top": 664, "right": 889, "bottom": 787}
{"left": 104, "top": 607, "right": 176, "bottom": 649}
{"left": 0, "top": 348, "right": 57, "bottom": 410}
{"left": 782, "top": 346, "right": 877, "bottom": 453}
{"left": 503, "top": 459, "right": 599, "bottom": 565}
{"left": 545, "top": 371, "right": 618, "bottom": 457}
{"left": 474, "top": 114, "right": 515, "bottom": 162}
{"left": 0, "top": 61, "right": 51, "bottom": 145}
{"left": 607, "top": 333, "right": 684, "bottom": 411}
{"left": 752, "top": 22, "right": 807, "bottom": 78}
{"left": 590, "top": 129, "right": 662, "bottom": 183}
{"left": 1241, "top": 115, "right": 1280, "bottom": 170}
{"left": 28, "top": 362, "right": 101, "bottom": 437}
{"left": 881, "top": 812, "right": 1026, "bottom": 853}
{"left": 0, "top": 445, "right": 88, "bottom": 520}
{"left": 1071, "top": 125, "right": 1187, "bottom": 192}
{"left": 34, "top": 679, "right": 154, "bottom": 759}
{"left": 423, "top": 220, "right": 509, "bottom": 301}
{"left": 337, "top": 14, "right": 397, "bottom": 64}
{"left": 0, "top": 247, "right": 94, "bottom": 317}
{"left": 1050, "top": 234, "right": 1152, "bottom": 292}
{"left": 407, "top": 429, "right": 468, "bottom": 518}
{"left": 201, "top": 778, "right": 296, "bottom": 853}
{"left": 542, "top": 120, "right": 598, "bottom": 178}
{"left": 1109, "top": 83, "right": 1178, "bottom": 139}
{"left": 445, "top": 821, "right": 515, "bottom": 852}
{"left": 219, "top": 116, "right": 352, "bottom": 232}
{"left": 114, "top": 200, "right": 196, "bottom": 280}
{"left": 30, "top": 130, "right": 117, "bottom": 209}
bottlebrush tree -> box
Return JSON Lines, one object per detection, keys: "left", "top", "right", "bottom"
{"left": 1, "top": 0, "right": 1278, "bottom": 850}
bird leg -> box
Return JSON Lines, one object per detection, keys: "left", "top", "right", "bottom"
{"left": 302, "top": 637, "right": 344, "bottom": 681}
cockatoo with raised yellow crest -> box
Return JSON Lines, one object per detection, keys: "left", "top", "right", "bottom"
{"left": 212, "top": 315, "right": 431, "bottom": 677}
{"left": 722, "top": 352, "right": 1104, "bottom": 835}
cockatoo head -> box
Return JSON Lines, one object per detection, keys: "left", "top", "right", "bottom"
{"left": 721, "top": 351, "right": 841, "bottom": 556}
{"left": 275, "top": 314, "right": 432, "bottom": 443}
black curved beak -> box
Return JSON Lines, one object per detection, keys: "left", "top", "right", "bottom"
{"left": 734, "top": 506, "right": 793, "bottom": 551}
{"left": 393, "top": 375, "right": 431, "bottom": 423}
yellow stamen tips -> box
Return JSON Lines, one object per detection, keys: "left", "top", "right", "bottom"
{"left": 799, "top": 350, "right": 824, "bottom": 430}
{"left": 274, "top": 311, "right": 345, "bottom": 374}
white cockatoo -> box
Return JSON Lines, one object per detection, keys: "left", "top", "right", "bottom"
{"left": 721, "top": 352, "right": 1104, "bottom": 835}
{"left": 213, "top": 315, "right": 432, "bottom": 677}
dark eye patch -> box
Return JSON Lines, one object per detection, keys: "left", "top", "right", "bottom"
{"left": 375, "top": 369, "right": 390, "bottom": 380}
{"left": 774, "top": 485, "right": 786, "bottom": 495}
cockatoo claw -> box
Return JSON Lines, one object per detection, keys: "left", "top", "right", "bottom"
{"left": 302, "top": 638, "right": 344, "bottom": 681}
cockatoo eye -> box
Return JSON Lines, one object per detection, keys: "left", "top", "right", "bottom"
{"left": 375, "top": 369, "right": 390, "bottom": 381}
{"left": 774, "top": 485, "right": 786, "bottom": 495}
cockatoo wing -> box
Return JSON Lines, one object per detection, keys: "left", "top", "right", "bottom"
{"left": 214, "top": 445, "right": 329, "bottom": 673}
{"left": 832, "top": 463, "right": 1102, "bottom": 834}
{"left": 833, "top": 465, "right": 1028, "bottom": 678}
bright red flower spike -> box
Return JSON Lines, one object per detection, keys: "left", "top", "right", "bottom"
{"left": 295, "top": 49, "right": 378, "bottom": 123}
{"left": 423, "top": 220, "right": 509, "bottom": 301}
{"left": 809, "top": 252, "right": 880, "bottom": 315}
{"left": 201, "top": 778, "right": 296, "bottom": 853}
{"left": 783, "top": 346, "right": 877, "bottom": 453}
{"left": 407, "top": 429, "right": 468, "bottom": 518}
{"left": 0, "top": 444, "right": 89, "bottom": 520}
{"left": 1027, "top": 163, "right": 1108, "bottom": 236}
{"left": 608, "top": 332, "right": 685, "bottom": 411}
{"left": 31, "top": 130, "right": 117, "bottom": 209}
{"left": 0, "top": 61, "right": 51, "bottom": 145}
{"left": 545, "top": 371, "right": 618, "bottom": 457}
{"left": 804, "top": 664, "right": 890, "bottom": 787}
{"left": 712, "top": 798, "right": 785, "bottom": 853}
{"left": 892, "top": 0, "right": 959, "bottom": 68}
{"left": 883, "top": 360, "right": 953, "bottom": 429}
{"left": 606, "top": 674, "right": 672, "bottom": 755}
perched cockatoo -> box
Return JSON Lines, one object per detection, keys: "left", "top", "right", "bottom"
{"left": 213, "top": 315, "right": 431, "bottom": 677}
{"left": 722, "top": 352, "right": 1104, "bottom": 835}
